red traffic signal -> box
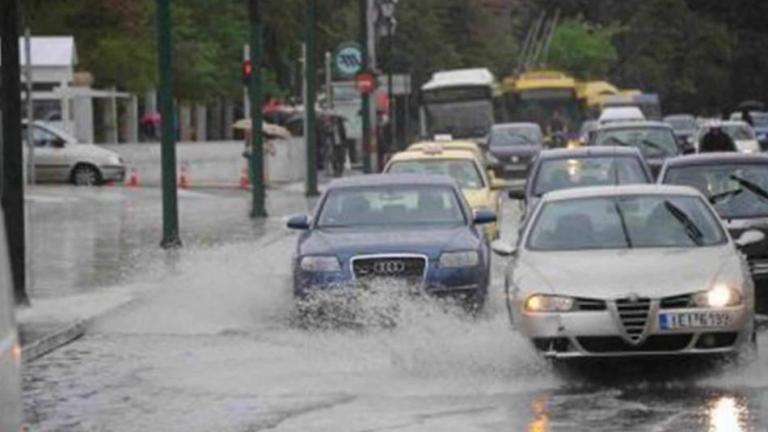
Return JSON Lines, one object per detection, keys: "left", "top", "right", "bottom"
{"left": 242, "top": 60, "right": 253, "bottom": 85}
{"left": 355, "top": 71, "right": 377, "bottom": 95}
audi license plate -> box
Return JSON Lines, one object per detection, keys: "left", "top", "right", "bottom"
{"left": 505, "top": 164, "right": 527, "bottom": 172}
{"left": 659, "top": 312, "right": 731, "bottom": 330}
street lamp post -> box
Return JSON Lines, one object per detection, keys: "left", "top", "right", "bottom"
{"left": 155, "top": 0, "right": 181, "bottom": 249}
{"left": 248, "top": 0, "right": 268, "bottom": 217}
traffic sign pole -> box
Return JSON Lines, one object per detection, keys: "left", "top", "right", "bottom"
{"left": 305, "top": 0, "right": 319, "bottom": 197}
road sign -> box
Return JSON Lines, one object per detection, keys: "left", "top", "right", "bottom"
{"left": 355, "top": 70, "right": 377, "bottom": 95}
{"left": 334, "top": 42, "right": 363, "bottom": 78}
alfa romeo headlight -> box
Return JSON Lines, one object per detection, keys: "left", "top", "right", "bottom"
{"left": 439, "top": 251, "right": 479, "bottom": 268}
{"left": 692, "top": 284, "right": 742, "bottom": 308}
{"left": 524, "top": 294, "right": 575, "bottom": 312}
{"left": 300, "top": 256, "right": 341, "bottom": 272}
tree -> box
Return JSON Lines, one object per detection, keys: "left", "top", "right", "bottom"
{"left": 546, "top": 18, "right": 618, "bottom": 79}
{"left": 613, "top": 0, "right": 733, "bottom": 113}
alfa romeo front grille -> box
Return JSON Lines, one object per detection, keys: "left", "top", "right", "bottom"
{"left": 574, "top": 297, "right": 607, "bottom": 311}
{"left": 660, "top": 294, "right": 693, "bottom": 309}
{"left": 615, "top": 297, "right": 651, "bottom": 343}
{"left": 352, "top": 256, "right": 426, "bottom": 284}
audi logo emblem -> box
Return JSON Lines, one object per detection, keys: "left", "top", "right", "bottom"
{"left": 373, "top": 260, "right": 406, "bottom": 275}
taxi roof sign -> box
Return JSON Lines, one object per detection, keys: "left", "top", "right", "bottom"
{"left": 434, "top": 134, "right": 453, "bottom": 142}
{"left": 422, "top": 143, "right": 444, "bottom": 155}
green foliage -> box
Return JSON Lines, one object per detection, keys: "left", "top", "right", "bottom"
{"left": 546, "top": 19, "right": 618, "bottom": 80}
{"left": 614, "top": 0, "right": 733, "bottom": 113}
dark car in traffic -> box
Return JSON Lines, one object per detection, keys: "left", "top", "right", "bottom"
{"left": 589, "top": 121, "right": 687, "bottom": 177}
{"left": 486, "top": 122, "right": 544, "bottom": 189}
{"left": 287, "top": 174, "right": 496, "bottom": 308}
{"left": 509, "top": 146, "right": 654, "bottom": 225}
{"left": 664, "top": 114, "right": 698, "bottom": 147}
{"left": 659, "top": 152, "right": 768, "bottom": 312}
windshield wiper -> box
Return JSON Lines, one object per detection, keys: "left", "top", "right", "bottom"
{"left": 730, "top": 174, "right": 768, "bottom": 202}
{"left": 606, "top": 136, "right": 631, "bottom": 147}
{"left": 664, "top": 200, "right": 704, "bottom": 246}
{"left": 614, "top": 202, "right": 633, "bottom": 248}
{"left": 708, "top": 188, "right": 743, "bottom": 204}
{"left": 640, "top": 139, "right": 668, "bottom": 155}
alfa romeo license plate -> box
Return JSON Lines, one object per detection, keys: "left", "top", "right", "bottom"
{"left": 659, "top": 312, "right": 731, "bottom": 330}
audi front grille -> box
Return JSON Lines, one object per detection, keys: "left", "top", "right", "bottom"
{"left": 352, "top": 256, "right": 426, "bottom": 285}
{"left": 615, "top": 297, "right": 652, "bottom": 343}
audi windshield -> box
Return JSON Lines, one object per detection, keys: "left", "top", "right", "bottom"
{"left": 317, "top": 185, "right": 466, "bottom": 228}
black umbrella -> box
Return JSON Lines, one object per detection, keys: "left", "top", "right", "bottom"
{"left": 737, "top": 100, "right": 765, "bottom": 111}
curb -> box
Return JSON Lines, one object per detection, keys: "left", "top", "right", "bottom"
{"left": 21, "top": 321, "right": 86, "bottom": 363}
{"left": 20, "top": 296, "right": 138, "bottom": 364}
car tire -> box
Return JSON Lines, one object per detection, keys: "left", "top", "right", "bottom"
{"left": 71, "top": 164, "right": 102, "bottom": 186}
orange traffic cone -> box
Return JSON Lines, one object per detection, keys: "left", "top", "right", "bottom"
{"left": 240, "top": 167, "right": 250, "bottom": 190}
{"left": 178, "top": 163, "right": 190, "bottom": 189}
{"left": 126, "top": 168, "right": 140, "bottom": 187}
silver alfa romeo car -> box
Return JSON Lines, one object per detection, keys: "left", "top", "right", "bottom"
{"left": 494, "top": 185, "right": 759, "bottom": 358}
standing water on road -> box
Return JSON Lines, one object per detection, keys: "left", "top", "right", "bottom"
{"left": 22, "top": 226, "right": 768, "bottom": 431}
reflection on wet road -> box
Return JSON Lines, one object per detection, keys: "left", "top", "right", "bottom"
{"left": 22, "top": 189, "right": 768, "bottom": 431}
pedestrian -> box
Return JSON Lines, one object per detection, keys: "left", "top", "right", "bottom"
{"left": 699, "top": 126, "right": 736, "bottom": 153}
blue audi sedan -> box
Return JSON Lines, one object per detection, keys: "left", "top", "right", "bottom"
{"left": 287, "top": 174, "right": 496, "bottom": 308}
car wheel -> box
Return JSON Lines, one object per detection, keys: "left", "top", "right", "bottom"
{"left": 71, "top": 164, "right": 102, "bottom": 186}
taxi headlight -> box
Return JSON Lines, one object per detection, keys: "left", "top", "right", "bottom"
{"left": 439, "top": 251, "right": 479, "bottom": 268}
{"left": 692, "top": 284, "right": 742, "bottom": 308}
{"left": 524, "top": 294, "right": 575, "bottom": 312}
{"left": 300, "top": 256, "right": 341, "bottom": 272}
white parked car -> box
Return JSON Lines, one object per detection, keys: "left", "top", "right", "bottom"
{"left": 494, "top": 185, "right": 758, "bottom": 359}
{"left": 23, "top": 121, "right": 126, "bottom": 185}
{"left": 694, "top": 121, "right": 760, "bottom": 154}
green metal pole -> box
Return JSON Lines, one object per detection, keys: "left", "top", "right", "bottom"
{"left": 249, "top": 0, "right": 267, "bottom": 217}
{"left": 155, "top": 0, "right": 181, "bottom": 248}
{"left": 359, "top": 0, "right": 371, "bottom": 173}
{"left": 305, "top": 0, "right": 319, "bottom": 196}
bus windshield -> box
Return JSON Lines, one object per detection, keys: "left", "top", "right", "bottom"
{"left": 423, "top": 100, "right": 494, "bottom": 139}
{"left": 507, "top": 90, "right": 580, "bottom": 134}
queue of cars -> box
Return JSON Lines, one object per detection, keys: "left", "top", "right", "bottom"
{"left": 287, "top": 107, "right": 766, "bottom": 361}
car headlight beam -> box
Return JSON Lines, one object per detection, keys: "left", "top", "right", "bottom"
{"left": 300, "top": 256, "right": 341, "bottom": 272}
{"left": 439, "top": 251, "right": 480, "bottom": 268}
{"left": 524, "top": 294, "right": 575, "bottom": 312}
{"left": 692, "top": 284, "right": 742, "bottom": 308}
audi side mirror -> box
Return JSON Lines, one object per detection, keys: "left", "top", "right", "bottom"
{"left": 286, "top": 214, "right": 310, "bottom": 230}
{"left": 473, "top": 208, "right": 497, "bottom": 225}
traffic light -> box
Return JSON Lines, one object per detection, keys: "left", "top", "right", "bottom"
{"left": 242, "top": 60, "right": 253, "bottom": 85}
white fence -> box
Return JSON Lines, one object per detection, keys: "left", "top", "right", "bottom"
{"left": 102, "top": 138, "right": 306, "bottom": 187}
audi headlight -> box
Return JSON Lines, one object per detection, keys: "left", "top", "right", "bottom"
{"left": 439, "top": 251, "right": 479, "bottom": 268}
{"left": 300, "top": 256, "right": 341, "bottom": 272}
{"left": 692, "top": 284, "right": 742, "bottom": 308}
{"left": 524, "top": 294, "right": 575, "bottom": 312}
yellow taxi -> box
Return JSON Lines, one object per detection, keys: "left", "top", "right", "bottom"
{"left": 407, "top": 139, "right": 489, "bottom": 166}
{"left": 384, "top": 144, "right": 504, "bottom": 241}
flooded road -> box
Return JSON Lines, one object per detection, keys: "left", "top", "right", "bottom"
{"left": 22, "top": 187, "right": 768, "bottom": 431}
